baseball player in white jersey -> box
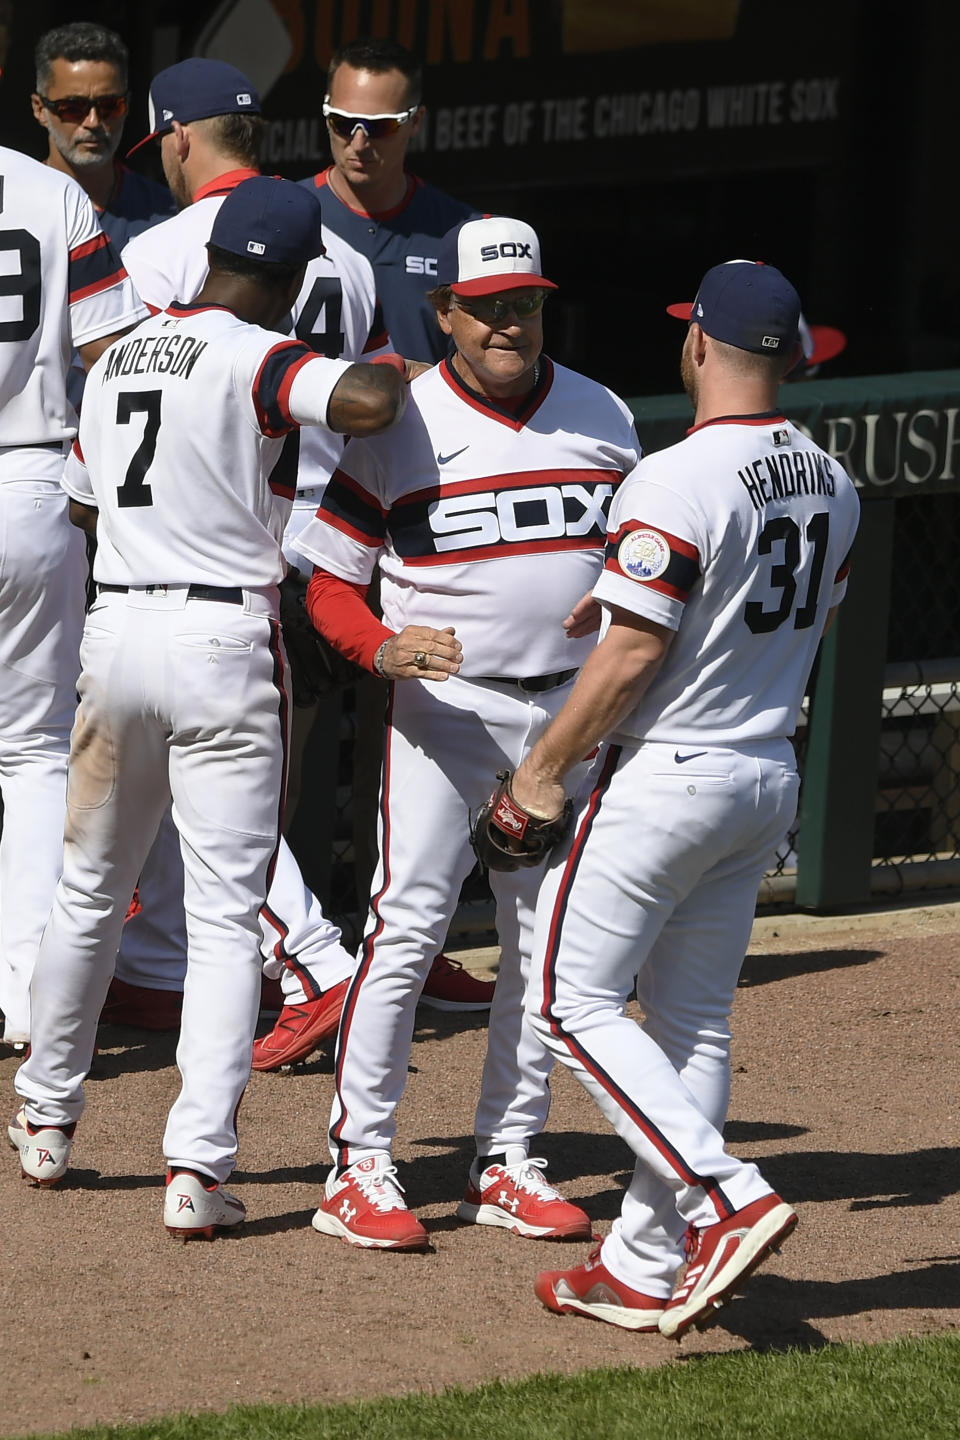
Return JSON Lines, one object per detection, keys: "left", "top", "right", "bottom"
{"left": 117, "top": 58, "right": 386, "bottom": 1063}
{"left": 0, "top": 144, "right": 146, "bottom": 1052}
{"left": 293, "top": 216, "right": 640, "bottom": 1249}
{"left": 499, "top": 260, "right": 860, "bottom": 1335}
{"left": 9, "top": 178, "right": 406, "bottom": 1237}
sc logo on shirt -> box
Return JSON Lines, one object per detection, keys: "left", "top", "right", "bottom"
{"left": 406, "top": 256, "right": 438, "bottom": 275}
{"left": 429, "top": 482, "right": 614, "bottom": 552}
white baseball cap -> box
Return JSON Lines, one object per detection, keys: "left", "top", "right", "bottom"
{"left": 436, "top": 216, "right": 558, "bottom": 297}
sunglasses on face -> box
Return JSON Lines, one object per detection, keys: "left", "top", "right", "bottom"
{"left": 39, "top": 92, "right": 128, "bottom": 123}
{"left": 322, "top": 100, "right": 419, "bottom": 139}
{"left": 452, "top": 291, "right": 547, "bottom": 325}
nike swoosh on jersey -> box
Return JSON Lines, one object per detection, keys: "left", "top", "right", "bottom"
{"left": 674, "top": 750, "right": 708, "bottom": 764}
{"left": 437, "top": 446, "right": 469, "bottom": 464}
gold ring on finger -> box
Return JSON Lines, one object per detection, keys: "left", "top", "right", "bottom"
{"left": 413, "top": 650, "right": 429, "bottom": 669}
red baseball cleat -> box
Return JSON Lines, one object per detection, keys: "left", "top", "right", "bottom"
{"left": 659, "top": 1192, "right": 798, "bottom": 1339}
{"left": 98, "top": 977, "right": 182, "bottom": 1031}
{"left": 457, "top": 1147, "right": 592, "bottom": 1239}
{"left": 311, "top": 1154, "right": 429, "bottom": 1250}
{"left": 419, "top": 953, "right": 495, "bottom": 1011}
{"left": 251, "top": 979, "right": 349, "bottom": 1070}
{"left": 535, "top": 1245, "right": 666, "bottom": 1330}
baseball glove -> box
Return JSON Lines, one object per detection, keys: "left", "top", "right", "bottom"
{"left": 470, "top": 769, "right": 573, "bottom": 872}
{"left": 279, "top": 566, "right": 364, "bottom": 704}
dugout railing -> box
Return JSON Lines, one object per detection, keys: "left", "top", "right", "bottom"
{"left": 292, "top": 369, "right": 960, "bottom": 945}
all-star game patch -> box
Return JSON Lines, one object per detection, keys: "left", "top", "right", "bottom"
{"left": 617, "top": 527, "right": 671, "bottom": 582}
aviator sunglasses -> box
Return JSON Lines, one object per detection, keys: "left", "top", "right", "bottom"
{"left": 322, "top": 100, "right": 420, "bottom": 139}
{"left": 452, "top": 291, "right": 547, "bottom": 324}
{"left": 39, "top": 92, "right": 129, "bottom": 123}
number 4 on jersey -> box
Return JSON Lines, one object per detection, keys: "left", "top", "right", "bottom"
{"left": 116, "top": 390, "right": 161, "bottom": 508}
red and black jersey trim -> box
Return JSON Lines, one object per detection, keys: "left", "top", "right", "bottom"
{"left": 71, "top": 437, "right": 85, "bottom": 463}
{"left": 317, "top": 467, "right": 388, "bottom": 547}
{"left": 439, "top": 355, "right": 554, "bottom": 431}
{"left": 686, "top": 410, "right": 785, "bottom": 437}
{"left": 252, "top": 340, "right": 316, "bottom": 437}
{"left": 604, "top": 519, "right": 700, "bottom": 602}
{"left": 267, "top": 430, "right": 300, "bottom": 500}
{"left": 68, "top": 233, "right": 127, "bottom": 304}
{"left": 193, "top": 168, "right": 262, "bottom": 202}
{"left": 536, "top": 744, "right": 736, "bottom": 1222}
{"left": 362, "top": 299, "right": 390, "bottom": 354}
{"left": 835, "top": 546, "right": 853, "bottom": 584}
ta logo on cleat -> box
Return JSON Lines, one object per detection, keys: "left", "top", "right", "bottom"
{"left": 176, "top": 1193, "right": 196, "bottom": 1213}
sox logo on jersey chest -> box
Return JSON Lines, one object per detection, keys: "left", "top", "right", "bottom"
{"left": 390, "top": 471, "right": 618, "bottom": 565}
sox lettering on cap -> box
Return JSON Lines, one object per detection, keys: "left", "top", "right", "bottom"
{"left": 208, "top": 177, "right": 325, "bottom": 268}
{"left": 436, "top": 216, "right": 558, "bottom": 297}
{"left": 667, "top": 259, "right": 801, "bottom": 356}
{"left": 129, "top": 58, "right": 261, "bottom": 155}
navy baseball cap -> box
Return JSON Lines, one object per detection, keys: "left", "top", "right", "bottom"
{"left": 437, "top": 217, "right": 557, "bottom": 296}
{"left": 128, "top": 58, "right": 261, "bottom": 155}
{"left": 208, "top": 178, "right": 325, "bottom": 268}
{"left": 667, "top": 260, "right": 801, "bottom": 356}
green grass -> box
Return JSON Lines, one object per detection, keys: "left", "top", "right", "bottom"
{"left": 19, "top": 1335, "right": 960, "bottom": 1440}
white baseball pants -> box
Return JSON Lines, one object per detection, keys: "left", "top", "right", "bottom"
{"left": 115, "top": 811, "right": 354, "bottom": 1004}
{"left": 112, "top": 499, "right": 353, "bottom": 1003}
{"left": 0, "top": 447, "right": 86, "bottom": 1044}
{"left": 16, "top": 586, "right": 288, "bottom": 1181}
{"left": 329, "top": 670, "right": 586, "bottom": 1168}
{"left": 528, "top": 738, "right": 800, "bottom": 1296}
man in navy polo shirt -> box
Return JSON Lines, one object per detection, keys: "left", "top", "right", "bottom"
{"left": 31, "top": 22, "right": 174, "bottom": 253}
{"left": 302, "top": 37, "right": 480, "bottom": 365}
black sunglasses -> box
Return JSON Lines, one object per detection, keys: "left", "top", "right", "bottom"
{"left": 39, "top": 92, "right": 128, "bottom": 123}
{"left": 452, "top": 292, "right": 547, "bottom": 325}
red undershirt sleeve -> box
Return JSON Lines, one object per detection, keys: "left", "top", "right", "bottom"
{"left": 306, "top": 567, "right": 394, "bottom": 672}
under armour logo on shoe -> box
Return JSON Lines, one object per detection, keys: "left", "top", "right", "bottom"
{"left": 340, "top": 1200, "right": 357, "bottom": 1223}
{"left": 498, "top": 1190, "right": 520, "bottom": 1213}
{"left": 176, "top": 1194, "right": 196, "bottom": 1213}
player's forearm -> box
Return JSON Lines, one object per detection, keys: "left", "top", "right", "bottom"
{"left": 327, "top": 363, "right": 407, "bottom": 437}
{"left": 68, "top": 499, "right": 99, "bottom": 535}
{"left": 512, "top": 614, "right": 671, "bottom": 813}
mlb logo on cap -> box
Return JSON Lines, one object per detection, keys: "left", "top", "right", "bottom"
{"left": 209, "top": 177, "right": 325, "bottom": 269}
{"left": 437, "top": 217, "right": 558, "bottom": 296}
{"left": 667, "top": 259, "right": 801, "bottom": 357}
{"left": 129, "top": 58, "right": 261, "bottom": 154}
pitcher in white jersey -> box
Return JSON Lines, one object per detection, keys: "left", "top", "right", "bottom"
{"left": 9, "top": 178, "right": 406, "bottom": 1238}
{"left": 0, "top": 144, "right": 146, "bottom": 1053}
{"left": 294, "top": 216, "right": 641, "bottom": 1251}
{"left": 505, "top": 260, "right": 860, "bottom": 1337}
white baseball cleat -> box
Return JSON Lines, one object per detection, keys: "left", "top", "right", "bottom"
{"left": 163, "top": 1169, "right": 246, "bottom": 1241}
{"left": 7, "top": 1106, "right": 74, "bottom": 1186}
{"left": 311, "top": 1153, "right": 429, "bottom": 1250}
{"left": 659, "top": 1192, "right": 798, "bottom": 1339}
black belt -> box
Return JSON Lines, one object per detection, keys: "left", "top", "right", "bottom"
{"left": 477, "top": 668, "right": 578, "bottom": 694}
{"left": 98, "top": 583, "right": 243, "bottom": 605}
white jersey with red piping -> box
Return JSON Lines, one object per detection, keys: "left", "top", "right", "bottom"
{"left": 0, "top": 145, "right": 147, "bottom": 447}
{"left": 121, "top": 176, "right": 382, "bottom": 493}
{"left": 62, "top": 302, "right": 352, "bottom": 589}
{"left": 593, "top": 412, "right": 861, "bottom": 745}
{"left": 293, "top": 355, "right": 641, "bottom": 678}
